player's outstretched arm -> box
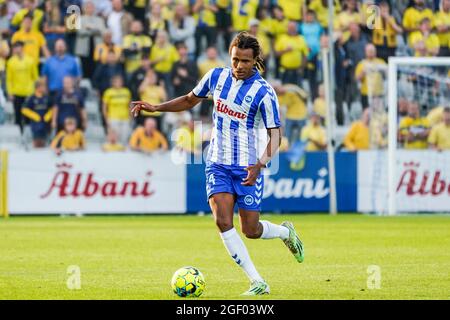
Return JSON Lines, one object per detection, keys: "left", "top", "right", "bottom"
{"left": 130, "top": 92, "right": 203, "bottom": 117}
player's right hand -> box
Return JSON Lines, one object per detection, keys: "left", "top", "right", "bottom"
{"left": 130, "top": 101, "right": 156, "bottom": 117}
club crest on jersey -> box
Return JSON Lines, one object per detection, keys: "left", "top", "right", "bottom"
{"left": 216, "top": 99, "right": 247, "bottom": 119}
{"left": 244, "top": 195, "right": 254, "bottom": 206}
{"left": 244, "top": 95, "right": 253, "bottom": 103}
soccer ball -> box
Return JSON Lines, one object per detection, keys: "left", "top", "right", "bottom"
{"left": 171, "top": 266, "right": 205, "bottom": 297}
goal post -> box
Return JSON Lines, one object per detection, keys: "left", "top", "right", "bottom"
{"left": 387, "top": 57, "right": 450, "bottom": 216}
{"left": 0, "top": 150, "right": 8, "bottom": 218}
{"left": 322, "top": 48, "right": 338, "bottom": 215}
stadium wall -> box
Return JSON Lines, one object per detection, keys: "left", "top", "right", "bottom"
{"left": 358, "top": 151, "right": 450, "bottom": 213}
{"left": 4, "top": 151, "right": 449, "bottom": 215}
{"left": 8, "top": 151, "right": 186, "bottom": 214}
{"left": 187, "top": 152, "right": 357, "bottom": 213}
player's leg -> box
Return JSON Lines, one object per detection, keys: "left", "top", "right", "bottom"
{"left": 209, "top": 193, "right": 266, "bottom": 289}
{"left": 238, "top": 209, "right": 288, "bottom": 240}
{"left": 233, "top": 168, "right": 305, "bottom": 264}
{"left": 238, "top": 208, "right": 304, "bottom": 263}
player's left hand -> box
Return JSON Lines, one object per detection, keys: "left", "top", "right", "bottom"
{"left": 130, "top": 101, "right": 156, "bottom": 117}
{"left": 242, "top": 163, "right": 264, "bottom": 186}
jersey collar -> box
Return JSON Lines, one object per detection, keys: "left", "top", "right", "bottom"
{"left": 231, "top": 67, "right": 260, "bottom": 84}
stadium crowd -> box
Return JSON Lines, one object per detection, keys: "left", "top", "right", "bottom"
{"left": 0, "top": 0, "right": 449, "bottom": 155}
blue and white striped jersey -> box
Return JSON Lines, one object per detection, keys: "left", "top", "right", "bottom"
{"left": 192, "top": 67, "right": 281, "bottom": 167}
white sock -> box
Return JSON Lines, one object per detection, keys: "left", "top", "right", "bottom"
{"left": 260, "top": 220, "right": 290, "bottom": 240}
{"left": 220, "top": 228, "right": 263, "bottom": 282}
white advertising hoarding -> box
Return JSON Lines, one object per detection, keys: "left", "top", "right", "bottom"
{"left": 358, "top": 151, "right": 450, "bottom": 213}
{"left": 8, "top": 151, "right": 186, "bottom": 214}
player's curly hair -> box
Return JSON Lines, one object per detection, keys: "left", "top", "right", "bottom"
{"left": 229, "top": 31, "right": 265, "bottom": 73}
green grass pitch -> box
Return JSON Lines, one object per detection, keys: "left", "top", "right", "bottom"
{"left": 0, "top": 214, "right": 449, "bottom": 300}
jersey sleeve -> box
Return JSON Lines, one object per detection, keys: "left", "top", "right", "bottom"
{"left": 259, "top": 90, "right": 282, "bottom": 129}
{"left": 192, "top": 68, "right": 215, "bottom": 98}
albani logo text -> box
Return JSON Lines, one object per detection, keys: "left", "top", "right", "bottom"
{"left": 40, "top": 163, "right": 155, "bottom": 198}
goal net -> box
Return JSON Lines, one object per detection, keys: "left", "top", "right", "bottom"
{"left": 387, "top": 57, "right": 450, "bottom": 215}
{"left": 357, "top": 57, "right": 450, "bottom": 215}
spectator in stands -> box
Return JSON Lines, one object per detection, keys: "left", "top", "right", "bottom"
{"left": 6, "top": 41, "right": 38, "bottom": 132}
{"left": 128, "top": 59, "right": 151, "bottom": 101}
{"left": 193, "top": 0, "right": 218, "bottom": 59}
{"left": 171, "top": 42, "right": 199, "bottom": 98}
{"left": 123, "top": 20, "right": 152, "bottom": 78}
{"left": 214, "top": 0, "right": 232, "bottom": 52}
{"left": 93, "top": 31, "right": 123, "bottom": 65}
{"left": 273, "top": 82, "right": 308, "bottom": 146}
{"left": 398, "top": 101, "right": 431, "bottom": 149}
{"left": 355, "top": 44, "right": 387, "bottom": 110}
{"left": 102, "top": 127, "right": 126, "bottom": 152}
{"left": 435, "top": 0, "right": 450, "bottom": 57}
{"left": 174, "top": 119, "right": 202, "bottom": 155}
{"left": 278, "top": 0, "right": 304, "bottom": 22}
{"left": 92, "top": 51, "right": 125, "bottom": 97}
{"left": 428, "top": 107, "right": 450, "bottom": 150}
{"left": 42, "top": 0, "right": 65, "bottom": 53}
{"left": 123, "top": 0, "right": 146, "bottom": 24}
{"left": 344, "top": 22, "right": 368, "bottom": 110}
{"left": 255, "top": 5, "right": 273, "bottom": 37}
{"left": 42, "top": 39, "right": 82, "bottom": 98}
{"left": 11, "top": 15, "right": 50, "bottom": 66}
{"left": 300, "top": 113, "right": 327, "bottom": 151}
{"left": 403, "top": 0, "right": 435, "bottom": 44}
{"left": 299, "top": 10, "right": 323, "bottom": 99}
{"left": 270, "top": 5, "right": 289, "bottom": 79}
{"left": 21, "top": 79, "right": 52, "bottom": 148}
{"left": 107, "top": 0, "right": 134, "bottom": 46}
{"left": 138, "top": 68, "right": 166, "bottom": 129}
{"left": 51, "top": 117, "right": 85, "bottom": 156}
{"left": 231, "top": 0, "right": 259, "bottom": 33}
{"left": 343, "top": 108, "right": 371, "bottom": 151}
{"left": 11, "top": 0, "right": 43, "bottom": 32}
{"left": 275, "top": 20, "right": 309, "bottom": 85}
{"left": 198, "top": 46, "right": 225, "bottom": 77}
{"left": 92, "top": 50, "right": 125, "bottom": 132}
{"left": 0, "top": 34, "right": 10, "bottom": 88}
{"left": 372, "top": 1, "right": 403, "bottom": 62}
{"left": 129, "top": 117, "right": 168, "bottom": 153}
{"left": 308, "top": 0, "right": 341, "bottom": 29}
{"left": 335, "top": 0, "right": 362, "bottom": 43}
{"left": 248, "top": 19, "right": 270, "bottom": 73}
{"left": 52, "top": 76, "right": 86, "bottom": 132}
{"left": 149, "top": 30, "right": 180, "bottom": 97}
{"left": 168, "top": 4, "right": 196, "bottom": 59}
{"left": 146, "top": 1, "right": 166, "bottom": 42}
{"left": 313, "top": 83, "right": 326, "bottom": 123}
{"left": 410, "top": 17, "right": 440, "bottom": 56}
{"left": 76, "top": 1, "right": 107, "bottom": 79}
{"left": 270, "top": 5, "right": 289, "bottom": 40}
{"left": 398, "top": 97, "right": 410, "bottom": 124}
{"left": 427, "top": 105, "right": 445, "bottom": 126}
{"left": 334, "top": 35, "right": 351, "bottom": 125}
{"left": 0, "top": 1, "right": 11, "bottom": 38}
{"left": 102, "top": 75, "right": 132, "bottom": 145}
